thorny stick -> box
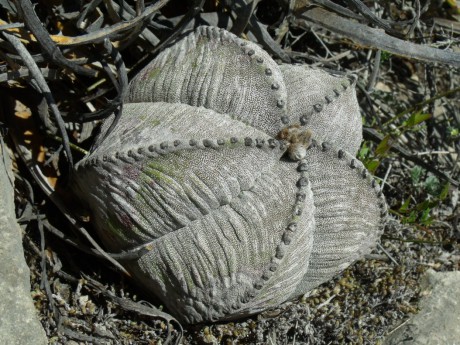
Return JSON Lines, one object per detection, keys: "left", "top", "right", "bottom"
{"left": 17, "top": 0, "right": 96, "bottom": 77}
{"left": 0, "top": 0, "right": 171, "bottom": 47}
{"left": 2, "top": 32, "right": 74, "bottom": 170}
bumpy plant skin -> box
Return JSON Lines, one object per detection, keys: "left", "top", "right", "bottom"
{"left": 72, "top": 26, "right": 387, "bottom": 324}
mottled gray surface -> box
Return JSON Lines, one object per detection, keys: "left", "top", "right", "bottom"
{"left": 127, "top": 26, "right": 287, "bottom": 137}
{"left": 280, "top": 64, "right": 362, "bottom": 154}
{"left": 383, "top": 269, "right": 460, "bottom": 345}
{"left": 0, "top": 137, "right": 47, "bottom": 345}
{"left": 72, "top": 26, "right": 387, "bottom": 324}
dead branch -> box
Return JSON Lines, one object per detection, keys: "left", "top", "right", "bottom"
{"left": 293, "top": 7, "right": 460, "bottom": 68}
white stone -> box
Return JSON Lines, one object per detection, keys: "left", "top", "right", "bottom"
{"left": 384, "top": 269, "right": 460, "bottom": 345}
{"left": 0, "top": 137, "right": 47, "bottom": 345}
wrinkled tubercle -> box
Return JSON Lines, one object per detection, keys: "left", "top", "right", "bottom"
{"left": 219, "top": 157, "right": 316, "bottom": 321}
{"left": 280, "top": 64, "right": 358, "bottom": 126}
{"left": 72, "top": 135, "right": 289, "bottom": 247}
{"left": 126, "top": 25, "right": 289, "bottom": 137}
{"left": 296, "top": 139, "right": 387, "bottom": 294}
{"left": 309, "top": 138, "right": 388, "bottom": 237}
{"left": 279, "top": 63, "right": 362, "bottom": 155}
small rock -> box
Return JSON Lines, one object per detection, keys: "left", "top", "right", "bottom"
{"left": 0, "top": 137, "right": 47, "bottom": 344}
{"left": 375, "top": 82, "right": 392, "bottom": 93}
{"left": 383, "top": 269, "right": 460, "bottom": 345}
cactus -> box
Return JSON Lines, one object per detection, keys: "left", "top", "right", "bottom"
{"left": 71, "top": 26, "right": 387, "bottom": 324}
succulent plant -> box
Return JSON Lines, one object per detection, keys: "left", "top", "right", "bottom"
{"left": 71, "top": 26, "right": 387, "bottom": 324}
